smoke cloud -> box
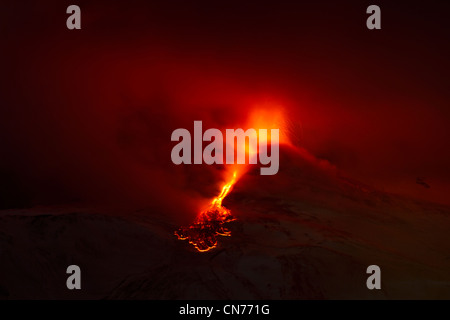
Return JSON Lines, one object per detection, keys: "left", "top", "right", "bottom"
{"left": 1, "top": 0, "right": 449, "bottom": 217}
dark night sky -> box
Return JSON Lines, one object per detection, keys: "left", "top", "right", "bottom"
{"left": 0, "top": 0, "right": 449, "bottom": 212}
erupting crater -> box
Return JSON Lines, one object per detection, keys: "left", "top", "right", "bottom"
{"left": 174, "top": 107, "right": 287, "bottom": 252}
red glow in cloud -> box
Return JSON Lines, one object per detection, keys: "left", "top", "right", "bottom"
{"left": 1, "top": 0, "right": 449, "bottom": 217}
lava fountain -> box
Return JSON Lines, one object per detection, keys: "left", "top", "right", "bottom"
{"left": 174, "top": 106, "right": 288, "bottom": 252}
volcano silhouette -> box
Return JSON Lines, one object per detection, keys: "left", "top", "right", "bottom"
{"left": 1, "top": 145, "right": 449, "bottom": 299}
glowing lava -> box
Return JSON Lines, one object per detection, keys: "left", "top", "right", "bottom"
{"left": 174, "top": 106, "right": 289, "bottom": 252}
{"left": 175, "top": 171, "right": 238, "bottom": 252}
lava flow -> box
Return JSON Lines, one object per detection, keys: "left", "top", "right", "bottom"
{"left": 174, "top": 107, "right": 287, "bottom": 252}
{"left": 175, "top": 171, "right": 238, "bottom": 252}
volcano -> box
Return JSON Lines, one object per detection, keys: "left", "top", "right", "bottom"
{"left": 1, "top": 145, "right": 449, "bottom": 299}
